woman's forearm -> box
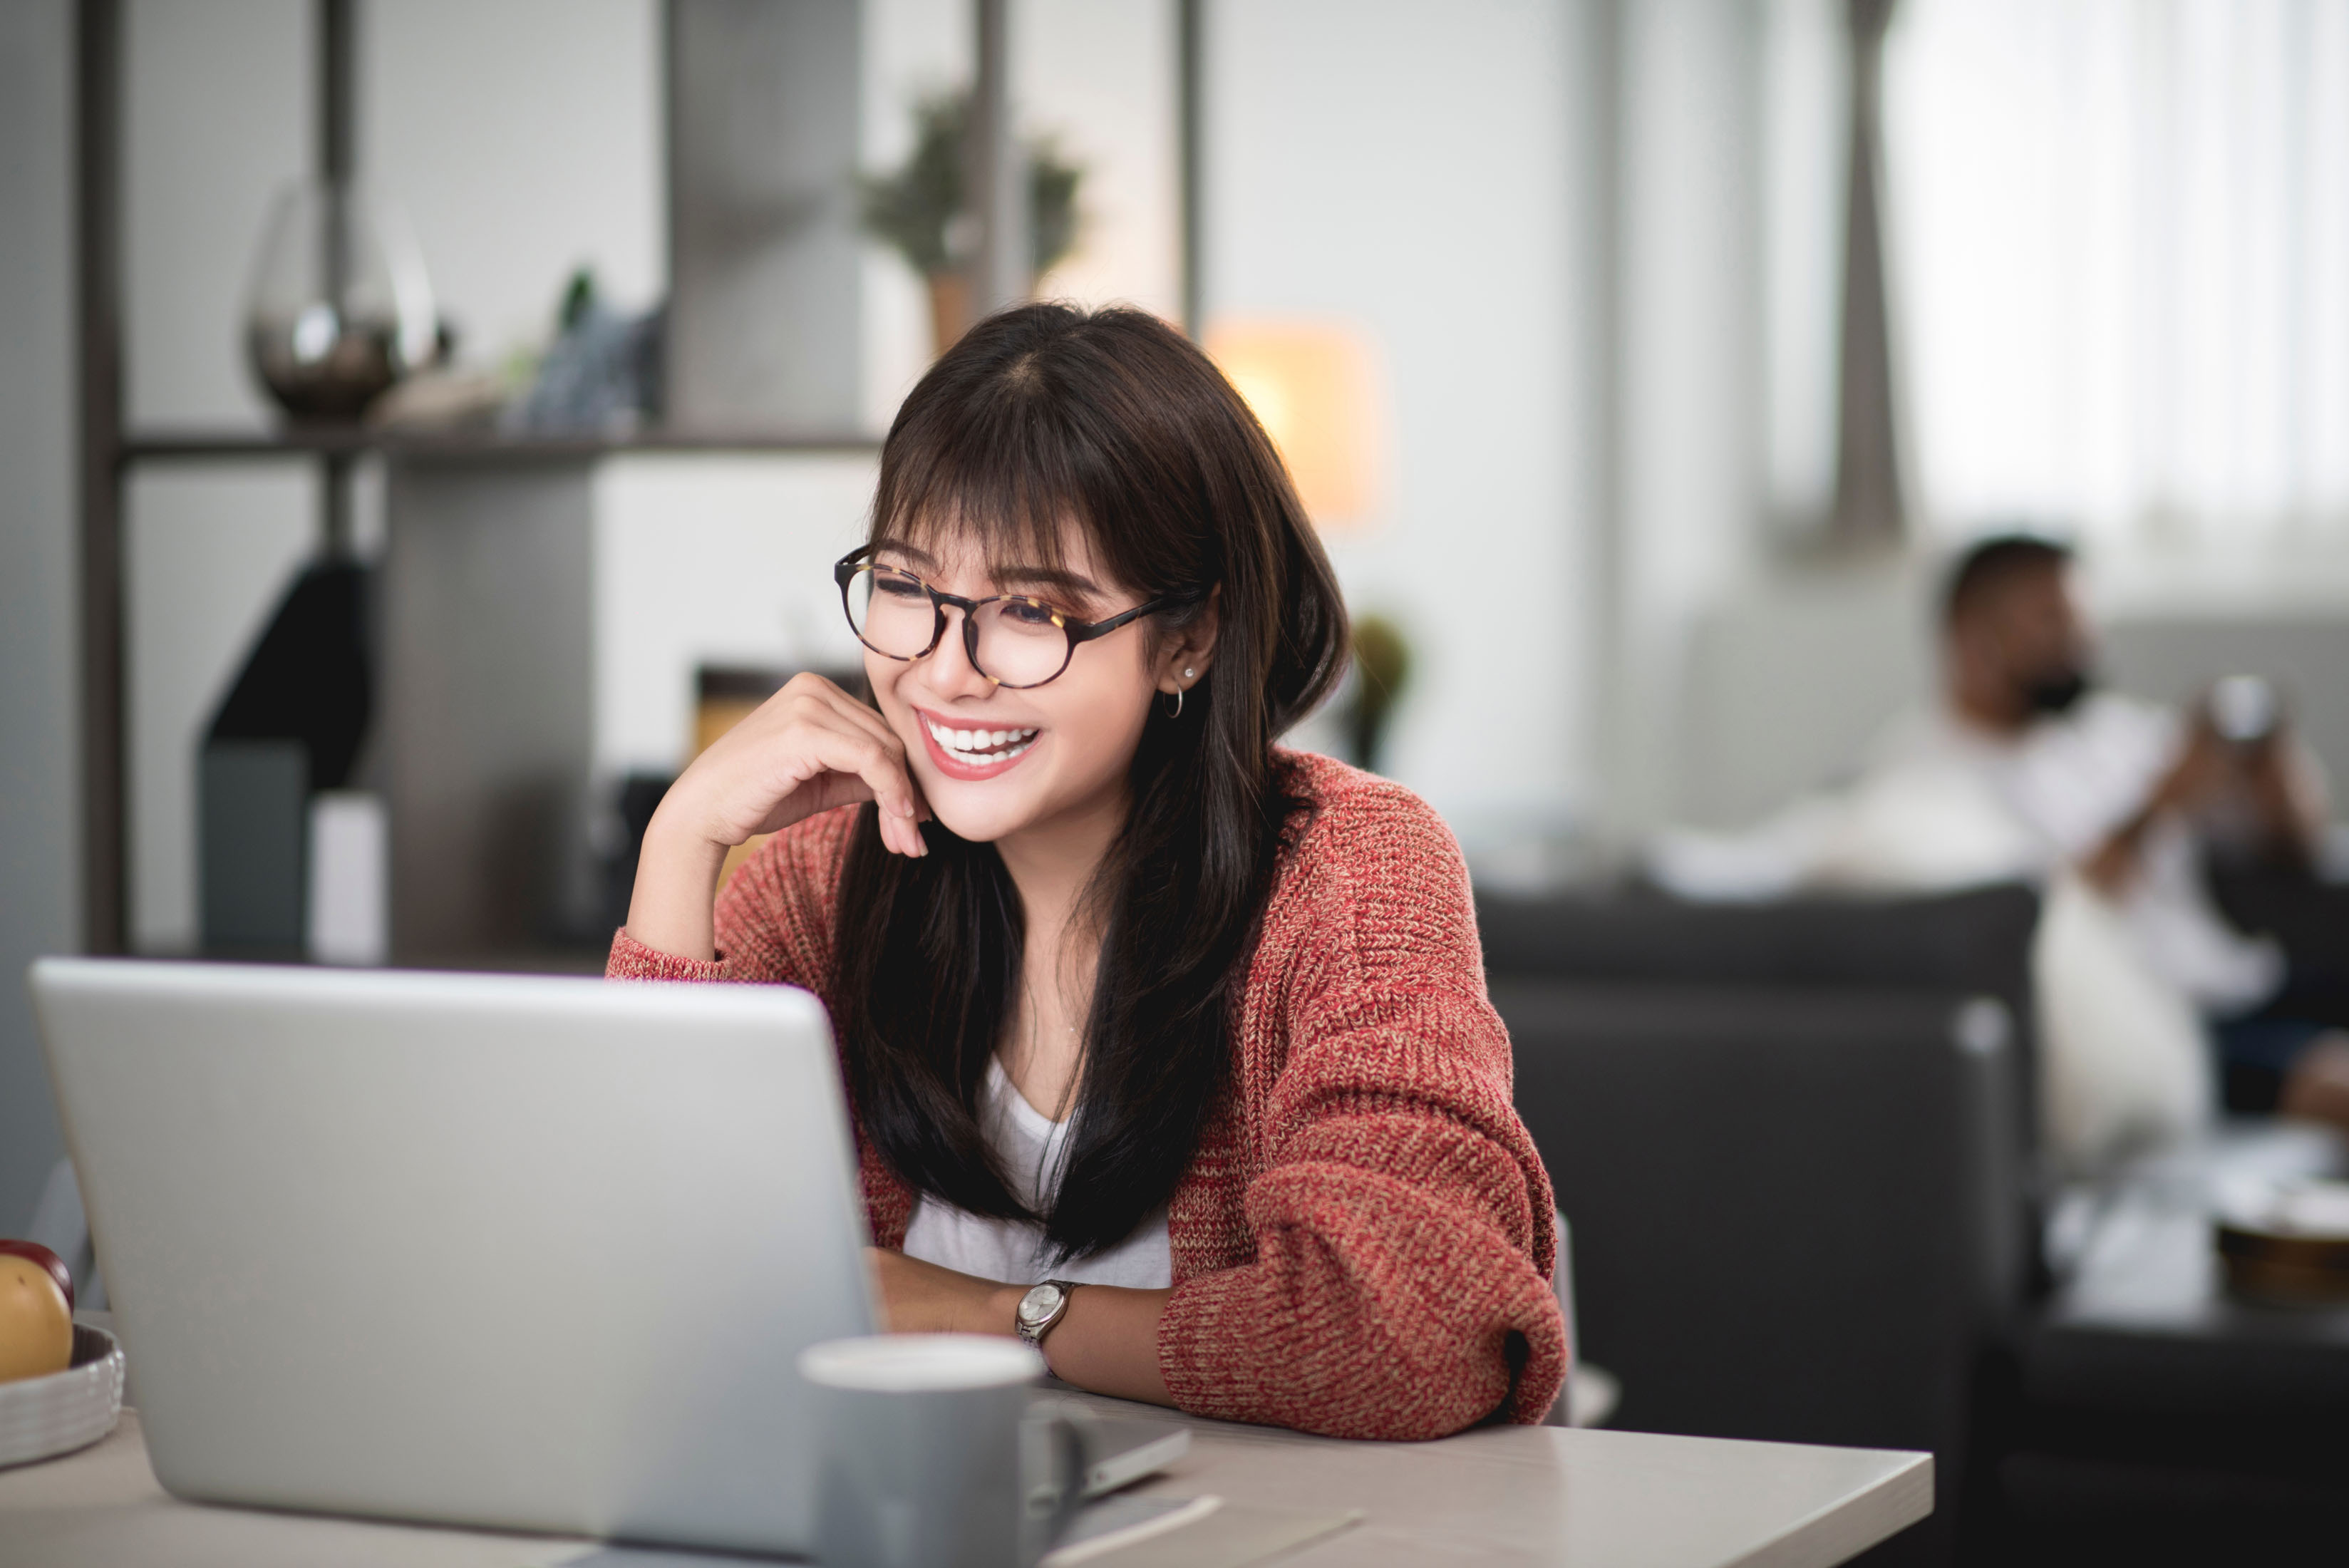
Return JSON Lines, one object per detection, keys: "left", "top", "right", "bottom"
{"left": 871, "top": 1248, "right": 1173, "bottom": 1405}
{"left": 624, "top": 815, "right": 730, "bottom": 961}
{"left": 1032, "top": 1283, "right": 1174, "bottom": 1406}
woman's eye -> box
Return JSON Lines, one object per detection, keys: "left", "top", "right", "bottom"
{"left": 1001, "top": 599, "right": 1061, "bottom": 628}
{"left": 873, "top": 574, "right": 926, "bottom": 599}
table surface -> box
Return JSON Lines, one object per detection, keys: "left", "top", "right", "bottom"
{"left": 0, "top": 1394, "right": 1929, "bottom": 1568}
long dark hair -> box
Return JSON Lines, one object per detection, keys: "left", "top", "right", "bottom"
{"left": 830, "top": 304, "right": 1348, "bottom": 1258}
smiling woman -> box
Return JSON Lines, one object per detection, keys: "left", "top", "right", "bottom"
{"left": 610, "top": 304, "right": 1565, "bottom": 1440}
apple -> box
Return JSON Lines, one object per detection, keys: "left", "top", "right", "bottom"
{"left": 0, "top": 1239, "right": 73, "bottom": 1311}
{"left": 0, "top": 1254, "right": 73, "bottom": 1383}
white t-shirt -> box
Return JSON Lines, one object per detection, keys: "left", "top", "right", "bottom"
{"left": 899, "top": 1056, "right": 1173, "bottom": 1289}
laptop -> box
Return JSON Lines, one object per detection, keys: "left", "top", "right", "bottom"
{"left": 31, "top": 958, "right": 880, "bottom": 1554}
{"left": 31, "top": 958, "right": 1188, "bottom": 1555}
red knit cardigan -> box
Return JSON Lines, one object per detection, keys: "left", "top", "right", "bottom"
{"left": 606, "top": 750, "right": 1567, "bottom": 1439}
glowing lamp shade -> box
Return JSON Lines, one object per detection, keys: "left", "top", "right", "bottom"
{"left": 1204, "top": 320, "right": 1383, "bottom": 531}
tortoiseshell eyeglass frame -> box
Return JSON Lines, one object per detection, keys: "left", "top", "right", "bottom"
{"left": 832, "top": 546, "right": 1207, "bottom": 690}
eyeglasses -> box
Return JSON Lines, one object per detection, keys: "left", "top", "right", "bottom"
{"left": 833, "top": 547, "right": 1204, "bottom": 689}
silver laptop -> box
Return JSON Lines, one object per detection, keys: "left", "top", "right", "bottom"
{"left": 31, "top": 957, "right": 876, "bottom": 1555}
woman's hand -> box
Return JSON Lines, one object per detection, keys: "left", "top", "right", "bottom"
{"left": 624, "top": 673, "right": 929, "bottom": 961}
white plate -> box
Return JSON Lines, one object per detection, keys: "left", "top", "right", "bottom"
{"left": 0, "top": 1323, "right": 125, "bottom": 1468}
{"left": 2213, "top": 1174, "right": 2349, "bottom": 1241}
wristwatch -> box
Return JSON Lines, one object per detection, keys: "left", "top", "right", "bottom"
{"left": 1014, "top": 1279, "right": 1080, "bottom": 1348}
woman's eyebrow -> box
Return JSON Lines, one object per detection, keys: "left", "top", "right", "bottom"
{"left": 998, "top": 566, "right": 1103, "bottom": 598}
{"left": 871, "top": 538, "right": 940, "bottom": 569}
{"left": 874, "top": 540, "right": 1102, "bottom": 599}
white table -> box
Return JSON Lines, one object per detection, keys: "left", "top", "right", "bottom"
{"left": 0, "top": 1396, "right": 1927, "bottom": 1568}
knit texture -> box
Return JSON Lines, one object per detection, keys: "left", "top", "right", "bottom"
{"left": 606, "top": 751, "right": 1566, "bottom": 1438}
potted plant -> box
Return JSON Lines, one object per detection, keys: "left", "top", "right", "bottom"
{"left": 1348, "top": 613, "right": 1413, "bottom": 775}
{"left": 860, "top": 91, "right": 1081, "bottom": 354}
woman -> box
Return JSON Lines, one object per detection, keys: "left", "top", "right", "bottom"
{"left": 614, "top": 304, "right": 1564, "bottom": 1440}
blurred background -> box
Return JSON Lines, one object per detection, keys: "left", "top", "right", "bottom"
{"left": 6, "top": 2, "right": 2349, "bottom": 1561}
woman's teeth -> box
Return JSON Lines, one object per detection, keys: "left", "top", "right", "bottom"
{"left": 926, "top": 717, "right": 1038, "bottom": 765}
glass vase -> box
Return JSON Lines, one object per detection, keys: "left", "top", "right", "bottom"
{"left": 244, "top": 180, "right": 437, "bottom": 423}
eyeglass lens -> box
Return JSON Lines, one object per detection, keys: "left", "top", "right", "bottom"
{"left": 844, "top": 566, "right": 1072, "bottom": 686}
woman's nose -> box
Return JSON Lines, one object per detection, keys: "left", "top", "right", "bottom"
{"left": 921, "top": 607, "right": 996, "bottom": 697}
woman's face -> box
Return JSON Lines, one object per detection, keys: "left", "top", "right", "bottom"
{"left": 862, "top": 527, "right": 1209, "bottom": 847}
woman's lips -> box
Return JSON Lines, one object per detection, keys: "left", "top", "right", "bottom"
{"left": 916, "top": 710, "right": 1041, "bottom": 781}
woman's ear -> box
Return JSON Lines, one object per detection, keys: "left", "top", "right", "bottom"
{"left": 1157, "top": 584, "right": 1221, "bottom": 695}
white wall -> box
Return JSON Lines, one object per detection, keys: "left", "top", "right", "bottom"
{"left": 0, "top": 0, "right": 81, "bottom": 1229}
{"left": 1609, "top": 0, "right": 1770, "bottom": 834}
{"left": 1207, "top": 0, "right": 1589, "bottom": 854}
{"left": 859, "top": 0, "right": 963, "bottom": 429}
{"left": 1673, "top": 560, "right": 1932, "bottom": 828}
{"left": 1018, "top": 0, "right": 1180, "bottom": 320}
{"left": 366, "top": 0, "right": 666, "bottom": 362}
{"left": 592, "top": 455, "right": 879, "bottom": 775}
{"left": 123, "top": 0, "right": 306, "bottom": 432}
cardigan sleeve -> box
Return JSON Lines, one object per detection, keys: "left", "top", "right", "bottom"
{"left": 1156, "top": 778, "right": 1569, "bottom": 1440}
{"left": 603, "top": 805, "right": 858, "bottom": 989}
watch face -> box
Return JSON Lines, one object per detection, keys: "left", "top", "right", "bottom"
{"left": 1019, "top": 1282, "right": 1065, "bottom": 1326}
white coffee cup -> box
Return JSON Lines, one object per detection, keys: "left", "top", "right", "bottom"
{"left": 798, "top": 1334, "right": 1085, "bottom": 1568}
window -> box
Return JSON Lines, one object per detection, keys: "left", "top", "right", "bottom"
{"left": 1883, "top": 0, "right": 2349, "bottom": 552}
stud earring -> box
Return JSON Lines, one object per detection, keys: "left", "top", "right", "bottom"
{"left": 1184, "top": 668, "right": 1196, "bottom": 679}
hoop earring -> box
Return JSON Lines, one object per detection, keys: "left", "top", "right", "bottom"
{"left": 1163, "top": 686, "right": 1184, "bottom": 719}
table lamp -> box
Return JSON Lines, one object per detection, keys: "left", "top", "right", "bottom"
{"left": 1204, "top": 320, "right": 1383, "bottom": 532}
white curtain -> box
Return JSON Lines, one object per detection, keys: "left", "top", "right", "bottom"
{"left": 1881, "top": 0, "right": 2349, "bottom": 552}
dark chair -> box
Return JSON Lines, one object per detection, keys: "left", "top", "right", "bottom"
{"left": 1480, "top": 884, "right": 2041, "bottom": 1567}
{"left": 1477, "top": 882, "right": 2039, "bottom": 1065}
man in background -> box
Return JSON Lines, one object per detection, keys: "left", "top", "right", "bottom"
{"left": 1654, "top": 535, "right": 2340, "bottom": 1166}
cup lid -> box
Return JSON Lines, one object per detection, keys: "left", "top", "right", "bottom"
{"left": 798, "top": 1333, "right": 1046, "bottom": 1392}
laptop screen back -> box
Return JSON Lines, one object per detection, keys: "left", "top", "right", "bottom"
{"left": 32, "top": 959, "right": 874, "bottom": 1554}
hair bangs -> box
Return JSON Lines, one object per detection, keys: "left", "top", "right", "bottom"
{"left": 871, "top": 335, "right": 1217, "bottom": 610}
{"left": 874, "top": 419, "right": 1083, "bottom": 585}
